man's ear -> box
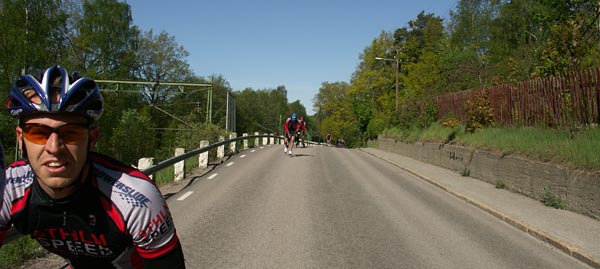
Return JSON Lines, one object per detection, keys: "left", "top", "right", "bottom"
{"left": 16, "top": 126, "right": 23, "bottom": 151}
{"left": 89, "top": 127, "right": 100, "bottom": 151}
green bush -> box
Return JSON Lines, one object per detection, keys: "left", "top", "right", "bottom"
{"left": 541, "top": 187, "right": 566, "bottom": 209}
{"left": 465, "top": 93, "right": 495, "bottom": 133}
{"left": 366, "top": 117, "right": 386, "bottom": 140}
{"left": 0, "top": 236, "right": 48, "bottom": 268}
{"left": 440, "top": 113, "right": 461, "bottom": 129}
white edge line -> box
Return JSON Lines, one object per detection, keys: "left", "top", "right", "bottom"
{"left": 177, "top": 191, "right": 194, "bottom": 201}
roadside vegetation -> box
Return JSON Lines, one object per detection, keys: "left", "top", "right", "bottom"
{"left": 381, "top": 124, "right": 600, "bottom": 172}
{"left": 0, "top": 237, "right": 48, "bottom": 268}
{"left": 3, "top": 0, "right": 600, "bottom": 267}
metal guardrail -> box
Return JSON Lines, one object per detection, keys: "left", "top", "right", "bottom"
{"left": 4, "top": 133, "right": 290, "bottom": 245}
{"left": 141, "top": 134, "right": 277, "bottom": 175}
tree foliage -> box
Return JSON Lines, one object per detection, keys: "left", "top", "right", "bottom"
{"left": 314, "top": 0, "right": 600, "bottom": 146}
{"left": 106, "top": 109, "right": 157, "bottom": 165}
{"left": 2, "top": 0, "right": 600, "bottom": 161}
{"left": 0, "top": 0, "right": 242, "bottom": 165}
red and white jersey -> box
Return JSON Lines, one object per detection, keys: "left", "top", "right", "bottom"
{"left": 0, "top": 152, "right": 184, "bottom": 268}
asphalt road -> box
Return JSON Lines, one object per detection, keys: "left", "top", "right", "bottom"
{"left": 168, "top": 145, "right": 590, "bottom": 269}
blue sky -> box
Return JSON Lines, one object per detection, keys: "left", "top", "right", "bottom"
{"left": 126, "top": 0, "right": 457, "bottom": 115}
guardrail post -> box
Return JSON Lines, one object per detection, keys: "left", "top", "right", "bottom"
{"left": 217, "top": 136, "right": 225, "bottom": 159}
{"left": 229, "top": 132, "right": 237, "bottom": 154}
{"left": 138, "top": 158, "right": 155, "bottom": 180}
{"left": 199, "top": 140, "right": 209, "bottom": 168}
{"left": 262, "top": 133, "right": 268, "bottom": 145}
{"left": 174, "top": 148, "right": 185, "bottom": 182}
{"left": 270, "top": 133, "right": 274, "bottom": 145}
{"left": 254, "top": 132, "right": 259, "bottom": 147}
{"left": 243, "top": 133, "right": 248, "bottom": 150}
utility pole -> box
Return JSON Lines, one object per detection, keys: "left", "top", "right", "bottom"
{"left": 375, "top": 47, "right": 401, "bottom": 112}
{"left": 394, "top": 48, "right": 399, "bottom": 112}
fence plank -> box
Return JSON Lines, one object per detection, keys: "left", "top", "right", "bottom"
{"left": 435, "top": 67, "right": 600, "bottom": 127}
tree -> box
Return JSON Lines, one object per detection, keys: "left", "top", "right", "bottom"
{"left": 351, "top": 32, "right": 395, "bottom": 120}
{"left": 487, "top": 0, "right": 551, "bottom": 81}
{"left": 235, "top": 85, "right": 291, "bottom": 135}
{"left": 71, "top": 0, "right": 139, "bottom": 78}
{"left": 107, "top": 109, "right": 157, "bottom": 165}
{"left": 448, "top": 0, "right": 503, "bottom": 86}
{"left": 314, "top": 81, "right": 360, "bottom": 146}
{"left": 0, "top": 0, "right": 71, "bottom": 88}
{"left": 167, "top": 75, "right": 213, "bottom": 125}
{"left": 288, "top": 100, "right": 307, "bottom": 120}
{"left": 0, "top": 0, "right": 73, "bottom": 158}
{"left": 134, "top": 30, "right": 193, "bottom": 105}
{"left": 534, "top": 0, "right": 600, "bottom": 75}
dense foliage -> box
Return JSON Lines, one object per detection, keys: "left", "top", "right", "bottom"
{"left": 2, "top": 0, "right": 599, "bottom": 159}
{"left": 313, "top": 0, "right": 600, "bottom": 147}
{"left": 0, "top": 0, "right": 306, "bottom": 165}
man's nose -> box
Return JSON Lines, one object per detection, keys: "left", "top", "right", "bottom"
{"left": 45, "top": 132, "right": 64, "bottom": 152}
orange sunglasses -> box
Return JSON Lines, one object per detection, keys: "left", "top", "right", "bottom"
{"left": 21, "top": 123, "right": 90, "bottom": 145}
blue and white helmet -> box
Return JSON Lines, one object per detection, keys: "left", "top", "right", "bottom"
{"left": 6, "top": 65, "right": 104, "bottom": 122}
{"left": 291, "top": 113, "right": 297, "bottom": 120}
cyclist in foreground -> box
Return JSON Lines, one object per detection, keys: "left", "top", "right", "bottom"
{"left": 0, "top": 66, "right": 185, "bottom": 268}
{"left": 283, "top": 113, "right": 300, "bottom": 155}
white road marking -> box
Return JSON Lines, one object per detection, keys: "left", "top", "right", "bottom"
{"left": 208, "top": 173, "right": 218, "bottom": 179}
{"left": 227, "top": 162, "right": 234, "bottom": 167}
{"left": 251, "top": 150, "right": 256, "bottom": 152}
{"left": 240, "top": 155, "right": 246, "bottom": 158}
{"left": 177, "top": 191, "right": 194, "bottom": 201}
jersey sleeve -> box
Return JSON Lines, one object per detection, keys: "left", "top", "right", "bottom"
{"left": 284, "top": 118, "right": 290, "bottom": 133}
{"left": 130, "top": 186, "right": 181, "bottom": 259}
{"left": 0, "top": 141, "right": 6, "bottom": 244}
{"left": 92, "top": 156, "right": 184, "bottom": 264}
{"left": 115, "top": 180, "right": 184, "bottom": 267}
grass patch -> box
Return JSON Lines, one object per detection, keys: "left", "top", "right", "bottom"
{"left": 381, "top": 125, "right": 600, "bottom": 172}
{"left": 495, "top": 180, "right": 506, "bottom": 189}
{"left": 367, "top": 139, "right": 379, "bottom": 148}
{"left": 153, "top": 155, "right": 202, "bottom": 186}
{"left": 0, "top": 236, "right": 48, "bottom": 268}
{"left": 541, "top": 187, "right": 566, "bottom": 209}
{"left": 184, "top": 156, "right": 199, "bottom": 175}
{"left": 419, "top": 122, "right": 465, "bottom": 143}
{"left": 461, "top": 167, "right": 470, "bottom": 177}
{"left": 154, "top": 166, "right": 174, "bottom": 186}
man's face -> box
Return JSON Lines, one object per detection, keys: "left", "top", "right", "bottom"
{"left": 16, "top": 114, "right": 99, "bottom": 196}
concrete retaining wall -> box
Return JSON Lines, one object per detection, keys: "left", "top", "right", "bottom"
{"left": 377, "top": 138, "right": 600, "bottom": 220}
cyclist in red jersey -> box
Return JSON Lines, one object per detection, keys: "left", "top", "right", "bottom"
{"left": 0, "top": 66, "right": 185, "bottom": 268}
{"left": 283, "top": 113, "right": 300, "bottom": 155}
{"left": 296, "top": 116, "right": 307, "bottom": 148}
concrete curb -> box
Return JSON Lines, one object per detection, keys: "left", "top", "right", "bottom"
{"left": 358, "top": 148, "right": 600, "bottom": 269}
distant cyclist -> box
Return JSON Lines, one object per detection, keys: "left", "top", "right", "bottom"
{"left": 0, "top": 66, "right": 185, "bottom": 268}
{"left": 296, "top": 116, "right": 307, "bottom": 148}
{"left": 283, "top": 113, "right": 300, "bottom": 155}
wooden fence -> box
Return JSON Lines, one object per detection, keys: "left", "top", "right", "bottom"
{"left": 436, "top": 67, "right": 600, "bottom": 127}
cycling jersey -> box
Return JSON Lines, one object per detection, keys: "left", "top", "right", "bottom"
{"left": 284, "top": 117, "right": 300, "bottom": 135}
{"left": 0, "top": 152, "right": 184, "bottom": 268}
{"left": 297, "top": 120, "right": 307, "bottom": 134}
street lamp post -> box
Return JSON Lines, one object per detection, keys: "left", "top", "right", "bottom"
{"left": 375, "top": 49, "right": 400, "bottom": 112}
